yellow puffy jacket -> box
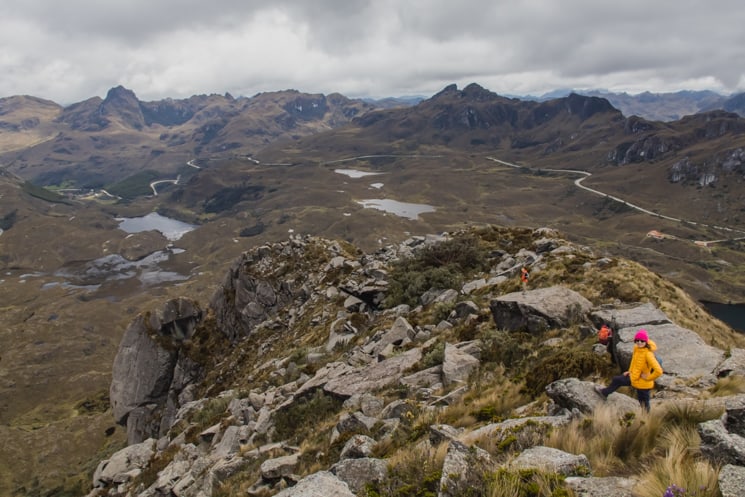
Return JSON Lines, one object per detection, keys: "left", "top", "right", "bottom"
{"left": 629, "top": 339, "right": 663, "bottom": 390}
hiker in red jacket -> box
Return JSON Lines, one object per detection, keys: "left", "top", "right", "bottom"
{"left": 520, "top": 267, "right": 529, "bottom": 291}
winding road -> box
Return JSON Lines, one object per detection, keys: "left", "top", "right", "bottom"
{"left": 150, "top": 174, "right": 181, "bottom": 196}
{"left": 485, "top": 156, "right": 745, "bottom": 245}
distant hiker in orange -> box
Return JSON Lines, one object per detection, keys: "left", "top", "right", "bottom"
{"left": 520, "top": 266, "right": 529, "bottom": 291}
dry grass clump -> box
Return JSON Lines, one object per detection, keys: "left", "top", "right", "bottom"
{"left": 364, "top": 442, "right": 448, "bottom": 497}
{"left": 544, "top": 402, "right": 722, "bottom": 496}
{"left": 435, "top": 375, "right": 531, "bottom": 428}
{"left": 635, "top": 427, "right": 720, "bottom": 497}
{"left": 486, "top": 469, "right": 572, "bottom": 497}
{"left": 708, "top": 374, "right": 745, "bottom": 397}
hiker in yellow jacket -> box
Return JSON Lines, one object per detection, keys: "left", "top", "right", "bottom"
{"left": 595, "top": 329, "right": 662, "bottom": 411}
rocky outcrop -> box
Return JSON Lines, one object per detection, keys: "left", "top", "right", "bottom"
{"left": 109, "top": 297, "right": 203, "bottom": 444}
{"left": 209, "top": 247, "right": 300, "bottom": 342}
{"left": 95, "top": 228, "right": 744, "bottom": 497}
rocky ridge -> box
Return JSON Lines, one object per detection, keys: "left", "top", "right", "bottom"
{"left": 88, "top": 225, "right": 745, "bottom": 497}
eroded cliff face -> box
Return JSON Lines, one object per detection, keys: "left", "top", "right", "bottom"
{"left": 110, "top": 297, "right": 203, "bottom": 444}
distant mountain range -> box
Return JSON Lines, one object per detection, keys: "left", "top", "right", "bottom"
{"left": 376, "top": 89, "right": 745, "bottom": 122}
{"left": 531, "top": 89, "right": 745, "bottom": 122}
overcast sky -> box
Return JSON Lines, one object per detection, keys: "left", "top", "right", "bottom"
{"left": 3, "top": 0, "right": 745, "bottom": 105}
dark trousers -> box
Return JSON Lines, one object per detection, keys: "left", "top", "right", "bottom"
{"left": 600, "top": 374, "right": 651, "bottom": 411}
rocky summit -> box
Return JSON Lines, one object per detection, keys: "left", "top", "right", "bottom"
{"left": 81, "top": 224, "right": 745, "bottom": 497}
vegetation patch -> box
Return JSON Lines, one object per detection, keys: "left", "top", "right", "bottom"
{"left": 273, "top": 390, "right": 344, "bottom": 443}
{"left": 384, "top": 235, "right": 490, "bottom": 308}
{"left": 203, "top": 183, "right": 265, "bottom": 213}
{"left": 523, "top": 348, "right": 611, "bottom": 396}
{"left": 106, "top": 170, "right": 161, "bottom": 199}
{"left": 0, "top": 209, "right": 17, "bottom": 230}
{"left": 21, "top": 182, "right": 72, "bottom": 204}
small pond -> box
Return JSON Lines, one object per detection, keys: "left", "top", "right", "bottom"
{"left": 335, "top": 169, "right": 384, "bottom": 178}
{"left": 116, "top": 212, "right": 196, "bottom": 241}
{"left": 356, "top": 199, "right": 435, "bottom": 220}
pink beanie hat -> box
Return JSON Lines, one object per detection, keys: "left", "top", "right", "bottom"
{"left": 634, "top": 329, "right": 649, "bottom": 342}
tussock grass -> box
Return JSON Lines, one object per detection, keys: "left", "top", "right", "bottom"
{"left": 659, "top": 400, "right": 724, "bottom": 428}
{"left": 435, "top": 375, "right": 530, "bottom": 428}
{"left": 635, "top": 427, "right": 720, "bottom": 497}
{"left": 365, "top": 442, "right": 447, "bottom": 497}
{"left": 708, "top": 374, "right": 745, "bottom": 397}
{"left": 486, "top": 469, "right": 571, "bottom": 497}
{"left": 545, "top": 400, "right": 723, "bottom": 493}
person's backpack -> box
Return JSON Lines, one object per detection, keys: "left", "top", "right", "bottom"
{"left": 651, "top": 353, "right": 663, "bottom": 371}
{"left": 598, "top": 325, "right": 612, "bottom": 345}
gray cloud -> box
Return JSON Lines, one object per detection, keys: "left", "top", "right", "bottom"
{"left": 2, "top": 0, "right": 745, "bottom": 104}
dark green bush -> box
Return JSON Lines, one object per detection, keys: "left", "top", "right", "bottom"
{"left": 273, "top": 390, "right": 343, "bottom": 442}
{"left": 384, "top": 236, "right": 490, "bottom": 308}
{"left": 524, "top": 350, "right": 609, "bottom": 396}
{"left": 203, "top": 183, "right": 265, "bottom": 213}
{"left": 479, "top": 330, "right": 536, "bottom": 369}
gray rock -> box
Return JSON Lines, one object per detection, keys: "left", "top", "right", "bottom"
{"left": 339, "top": 434, "right": 376, "bottom": 459}
{"left": 334, "top": 411, "right": 378, "bottom": 439}
{"left": 94, "top": 438, "right": 156, "bottom": 488}
{"left": 209, "top": 248, "right": 298, "bottom": 342}
{"left": 273, "top": 471, "right": 355, "bottom": 497}
{"left": 401, "top": 365, "right": 443, "bottom": 390}
{"left": 452, "top": 300, "right": 480, "bottom": 320}
{"left": 545, "top": 378, "right": 640, "bottom": 414}
{"left": 490, "top": 286, "right": 592, "bottom": 334}
{"left": 442, "top": 343, "right": 479, "bottom": 387}
{"left": 213, "top": 425, "right": 252, "bottom": 459}
{"left": 332, "top": 458, "right": 388, "bottom": 493}
{"left": 508, "top": 446, "right": 591, "bottom": 476}
{"left": 463, "top": 412, "right": 574, "bottom": 445}
{"left": 462, "top": 278, "right": 487, "bottom": 294}
{"left": 261, "top": 453, "right": 300, "bottom": 480}
{"left": 564, "top": 476, "right": 638, "bottom": 497}
{"left": 719, "top": 464, "right": 745, "bottom": 497}
{"left": 591, "top": 302, "right": 671, "bottom": 330}
{"left": 323, "top": 348, "right": 422, "bottom": 398}
{"left": 724, "top": 394, "right": 745, "bottom": 437}
{"left": 342, "top": 393, "right": 384, "bottom": 418}
{"left": 153, "top": 458, "right": 192, "bottom": 495}
{"left": 715, "top": 349, "right": 745, "bottom": 378}
{"left": 429, "top": 424, "right": 464, "bottom": 445}
{"left": 109, "top": 298, "right": 203, "bottom": 443}
{"left": 699, "top": 418, "right": 745, "bottom": 466}
{"left": 381, "top": 399, "right": 417, "bottom": 420}
{"left": 362, "top": 316, "right": 415, "bottom": 356}
{"left": 439, "top": 441, "right": 493, "bottom": 497}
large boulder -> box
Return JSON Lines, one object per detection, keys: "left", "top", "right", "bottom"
{"left": 590, "top": 302, "right": 671, "bottom": 330}
{"left": 273, "top": 471, "right": 355, "bottom": 497}
{"left": 489, "top": 286, "right": 592, "bottom": 334}
{"left": 110, "top": 298, "right": 203, "bottom": 444}
{"left": 615, "top": 323, "right": 724, "bottom": 380}
{"left": 545, "top": 378, "right": 639, "bottom": 414}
